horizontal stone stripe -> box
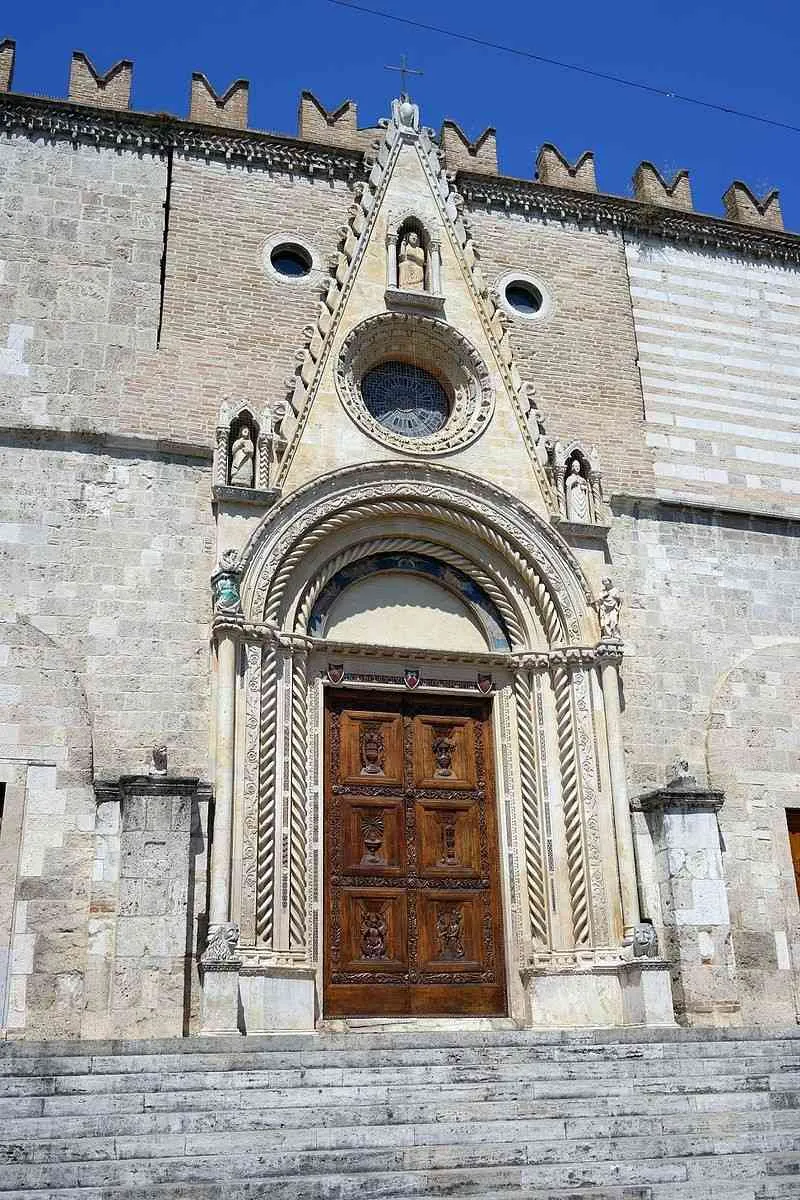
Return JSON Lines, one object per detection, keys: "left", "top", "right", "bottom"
{"left": 634, "top": 314, "right": 800, "bottom": 358}
{"left": 638, "top": 362, "right": 800, "bottom": 408}
{"left": 641, "top": 382, "right": 800, "bottom": 426}
{"left": 636, "top": 340, "right": 800, "bottom": 380}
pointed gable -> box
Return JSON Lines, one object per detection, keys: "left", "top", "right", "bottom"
{"left": 277, "top": 93, "right": 557, "bottom": 518}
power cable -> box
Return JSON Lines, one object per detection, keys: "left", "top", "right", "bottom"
{"left": 326, "top": 0, "right": 800, "bottom": 135}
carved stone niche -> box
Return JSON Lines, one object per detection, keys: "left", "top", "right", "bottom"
{"left": 213, "top": 400, "right": 282, "bottom": 506}
{"left": 385, "top": 212, "right": 444, "bottom": 314}
{"left": 549, "top": 441, "right": 609, "bottom": 534}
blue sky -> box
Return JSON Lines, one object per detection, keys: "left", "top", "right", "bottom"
{"left": 5, "top": 0, "right": 800, "bottom": 228}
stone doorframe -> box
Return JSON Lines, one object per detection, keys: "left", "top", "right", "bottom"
{"left": 201, "top": 463, "right": 674, "bottom": 1033}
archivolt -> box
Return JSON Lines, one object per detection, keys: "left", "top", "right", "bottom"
{"left": 262, "top": 499, "right": 566, "bottom": 646}
{"left": 292, "top": 534, "right": 526, "bottom": 648}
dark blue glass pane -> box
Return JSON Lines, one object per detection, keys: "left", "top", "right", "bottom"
{"left": 271, "top": 247, "right": 311, "bottom": 277}
{"left": 505, "top": 283, "right": 542, "bottom": 314}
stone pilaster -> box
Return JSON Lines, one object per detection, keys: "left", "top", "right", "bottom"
{"left": 632, "top": 775, "right": 739, "bottom": 1026}
{"left": 90, "top": 774, "right": 211, "bottom": 1038}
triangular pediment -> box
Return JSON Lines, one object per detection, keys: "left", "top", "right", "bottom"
{"left": 276, "top": 96, "right": 556, "bottom": 518}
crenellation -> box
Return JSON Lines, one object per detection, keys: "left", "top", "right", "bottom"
{"left": 189, "top": 72, "right": 249, "bottom": 130}
{"left": 297, "top": 90, "right": 376, "bottom": 153}
{"left": 632, "top": 161, "right": 693, "bottom": 211}
{"left": 723, "top": 180, "right": 783, "bottom": 230}
{"left": 535, "top": 143, "right": 597, "bottom": 192}
{"left": 68, "top": 50, "right": 132, "bottom": 112}
{"left": 440, "top": 120, "right": 497, "bottom": 175}
{"left": 0, "top": 38, "right": 15, "bottom": 93}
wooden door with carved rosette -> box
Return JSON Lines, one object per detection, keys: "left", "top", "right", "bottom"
{"left": 324, "top": 689, "right": 507, "bottom": 1017}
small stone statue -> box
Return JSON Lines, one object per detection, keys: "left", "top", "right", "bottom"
{"left": 667, "top": 758, "right": 697, "bottom": 787}
{"left": 212, "top": 549, "right": 241, "bottom": 614}
{"left": 565, "top": 459, "right": 592, "bottom": 523}
{"left": 597, "top": 577, "right": 622, "bottom": 640}
{"left": 398, "top": 230, "right": 426, "bottom": 290}
{"left": 151, "top": 743, "right": 167, "bottom": 776}
{"left": 229, "top": 423, "right": 255, "bottom": 488}
{"left": 632, "top": 922, "right": 659, "bottom": 958}
{"left": 201, "top": 922, "right": 240, "bottom": 964}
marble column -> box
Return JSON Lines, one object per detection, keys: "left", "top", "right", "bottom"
{"left": 386, "top": 232, "right": 398, "bottom": 288}
{"left": 209, "top": 631, "right": 236, "bottom": 929}
{"left": 201, "top": 629, "right": 241, "bottom": 1036}
{"left": 600, "top": 654, "right": 640, "bottom": 938}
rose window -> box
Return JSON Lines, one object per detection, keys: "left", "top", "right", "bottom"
{"left": 361, "top": 361, "right": 450, "bottom": 439}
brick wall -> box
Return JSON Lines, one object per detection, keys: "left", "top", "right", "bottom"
{"left": 465, "top": 206, "right": 654, "bottom": 497}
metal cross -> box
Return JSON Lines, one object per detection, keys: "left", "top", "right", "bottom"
{"left": 385, "top": 54, "right": 423, "bottom": 95}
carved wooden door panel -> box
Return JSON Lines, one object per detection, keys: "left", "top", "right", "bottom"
{"left": 324, "top": 689, "right": 507, "bottom": 1017}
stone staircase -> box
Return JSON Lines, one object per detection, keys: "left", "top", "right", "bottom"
{"left": 1, "top": 1026, "right": 799, "bottom": 1199}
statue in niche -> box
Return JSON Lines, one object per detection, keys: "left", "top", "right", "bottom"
{"left": 565, "top": 458, "right": 592, "bottom": 523}
{"left": 397, "top": 229, "right": 426, "bottom": 290}
{"left": 597, "top": 577, "right": 622, "bottom": 640}
{"left": 229, "top": 422, "right": 255, "bottom": 488}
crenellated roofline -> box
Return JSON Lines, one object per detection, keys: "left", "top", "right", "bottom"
{"left": 2, "top": 88, "right": 800, "bottom": 264}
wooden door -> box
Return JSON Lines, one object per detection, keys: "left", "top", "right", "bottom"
{"left": 788, "top": 810, "right": 800, "bottom": 902}
{"left": 324, "top": 689, "right": 507, "bottom": 1017}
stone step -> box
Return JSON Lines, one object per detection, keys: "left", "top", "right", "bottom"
{"left": 1, "top": 1086, "right": 793, "bottom": 1143}
{"left": 2, "top": 1134, "right": 799, "bottom": 1191}
{"left": 2, "top": 1036, "right": 799, "bottom": 1077}
{"left": 2, "top": 1027, "right": 798, "bottom": 1069}
{"left": 3, "top": 1110, "right": 800, "bottom": 1165}
{"left": 3, "top": 1054, "right": 798, "bottom": 1102}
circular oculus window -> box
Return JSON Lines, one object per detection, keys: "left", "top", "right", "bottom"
{"left": 270, "top": 243, "right": 312, "bottom": 278}
{"left": 361, "top": 361, "right": 450, "bottom": 439}
{"left": 336, "top": 313, "right": 494, "bottom": 456}
{"left": 505, "top": 281, "right": 543, "bottom": 315}
{"left": 496, "top": 271, "right": 552, "bottom": 321}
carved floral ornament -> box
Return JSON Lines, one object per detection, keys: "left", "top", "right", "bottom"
{"left": 335, "top": 313, "right": 494, "bottom": 456}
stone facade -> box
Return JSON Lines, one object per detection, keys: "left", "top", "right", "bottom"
{"left": 0, "top": 50, "right": 798, "bottom": 1039}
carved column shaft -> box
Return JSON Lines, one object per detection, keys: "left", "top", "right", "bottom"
{"left": 209, "top": 631, "right": 237, "bottom": 928}
{"left": 288, "top": 648, "right": 309, "bottom": 950}
{"left": 256, "top": 431, "right": 272, "bottom": 490}
{"left": 514, "top": 671, "right": 548, "bottom": 947}
{"left": 551, "top": 664, "right": 591, "bottom": 947}
{"left": 600, "top": 657, "right": 639, "bottom": 937}
{"left": 386, "top": 232, "right": 398, "bottom": 288}
{"left": 430, "top": 239, "right": 442, "bottom": 294}
{"left": 214, "top": 426, "right": 230, "bottom": 487}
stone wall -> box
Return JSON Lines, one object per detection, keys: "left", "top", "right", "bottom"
{"left": 612, "top": 501, "right": 800, "bottom": 1024}
{"left": 627, "top": 237, "right": 800, "bottom": 518}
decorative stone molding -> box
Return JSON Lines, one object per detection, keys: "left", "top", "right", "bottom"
{"left": 335, "top": 313, "right": 494, "bottom": 456}
{"left": 238, "top": 464, "right": 596, "bottom": 645}
{"left": 458, "top": 173, "right": 800, "bottom": 265}
{"left": 93, "top": 774, "right": 211, "bottom": 804}
{"left": 0, "top": 92, "right": 362, "bottom": 180}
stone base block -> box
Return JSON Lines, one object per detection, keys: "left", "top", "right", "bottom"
{"left": 238, "top": 967, "right": 316, "bottom": 1033}
{"left": 200, "top": 963, "right": 241, "bottom": 1036}
{"left": 524, "top": 960, "right": 676, "bottom": 1028}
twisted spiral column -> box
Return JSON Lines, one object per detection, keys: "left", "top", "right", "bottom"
{"left": 288, "top": 648, "right": 309, "bottom": 949}
{"left": 514, "top": 671, "right": 549, "bottom": 946}
{"left": 552, "top": 665, "right": 591, "bottom": 946}
{"left": 255, "top": 647, "right": 278, "bottom": 945}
